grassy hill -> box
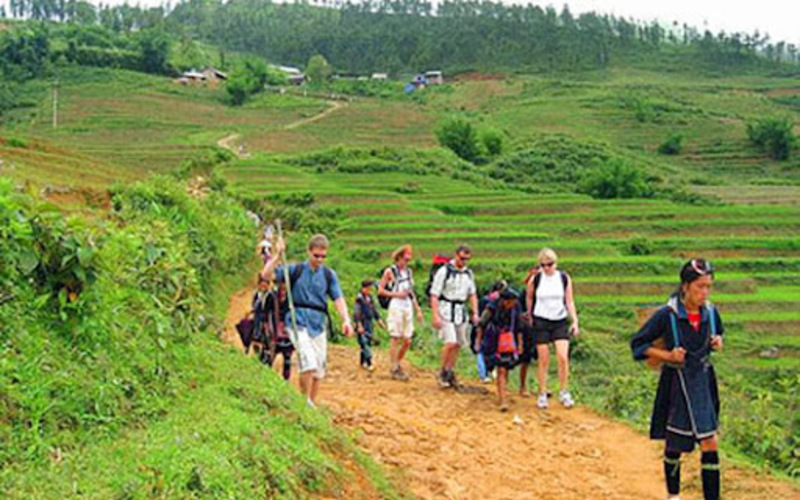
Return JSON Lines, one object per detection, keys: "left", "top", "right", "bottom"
{"left": 2, "top": 62, "right": 798, "bottom": 485}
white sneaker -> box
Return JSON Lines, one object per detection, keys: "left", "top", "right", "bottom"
{"left": 537, "top": 392, "right": 549, "bottom": 409}
{"left": 559, "top": 390, "right": 575, "bottom": 408}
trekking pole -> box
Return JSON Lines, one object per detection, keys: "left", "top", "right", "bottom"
{"left": 276, "top": 220, "right": 300, "bottom": 348}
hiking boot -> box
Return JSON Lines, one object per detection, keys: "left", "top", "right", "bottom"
{"left": 392, "top": 367, "right": 409, "bottom": 381}
{"left": 437, "top": 370, "right": 452, "bottom": 388}
{"left": 559, "top": 390, "right": 575, "bottom": 409}
{"left": 536, "top": 392, "right": 549, "bottom": 410}
{"left": 446, "top": 370, "right": 460, "bottom": 389}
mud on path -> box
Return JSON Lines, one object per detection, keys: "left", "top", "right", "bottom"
{"left": 223, "top": 288, "right": 798, "bottom": 499}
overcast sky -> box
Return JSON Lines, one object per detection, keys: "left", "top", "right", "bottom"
{"left": 3, "top": 1, "right": 798, "bottom": 45}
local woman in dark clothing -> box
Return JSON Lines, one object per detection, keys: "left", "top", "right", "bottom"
{"left": 475, "top": 287, "right": 523, "bottom": 412}
{"left": 630, "top": 259, "right": 724, "bottom": 500}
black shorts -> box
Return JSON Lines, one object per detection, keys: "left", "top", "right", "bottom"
{"left": 533, "top": 317, "right": 569, "bottom": 344}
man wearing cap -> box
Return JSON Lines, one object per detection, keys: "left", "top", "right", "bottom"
{"left": 430, "top": 244, "right": 479, "bottom": 388}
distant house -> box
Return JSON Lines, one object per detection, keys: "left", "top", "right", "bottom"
{"left": 203, "top": 67, "right": 227, "bottom": 82}
{"left": 424, "top": 70, "right": 443, "bottom": 84}
{"left": 371, "top": 73, "right": 388, "bottom": 80}
{"left": 178, "top": 69, "right": 206, "bottom": 85}
{"left": 177, "top": 68, "right": 228, "bottom": 86}
{"left": 271, "top": 65, "right": 306, "bottom": 85}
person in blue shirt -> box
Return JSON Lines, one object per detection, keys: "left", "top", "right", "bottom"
{"left": 631, "top": 259, "right": 724, "bottom": 500}
{"left": 262, "top": 233, "right": 353, "bottom": 408}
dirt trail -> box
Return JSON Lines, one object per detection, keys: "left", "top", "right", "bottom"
{"left": 223, "top": 288, "right": 798, "bottom": 499}
{"left": 283, "top": 100, "right": 345, "bottom": 130}
{"left": 217, "top": 133, "right": 250, "bottom": 159}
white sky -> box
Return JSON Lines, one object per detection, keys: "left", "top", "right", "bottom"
{"left": 2, "top": 1, "right": 798, "bottom": 45}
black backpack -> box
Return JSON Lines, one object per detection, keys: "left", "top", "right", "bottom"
{"left": 377, "top": 265, "right": 398, "bottom": 309}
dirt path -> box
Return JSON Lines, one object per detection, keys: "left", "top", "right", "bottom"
{"left": 217, "top": 133, "right": 250, "bottom": 159}
{"left": 283, "top": 100, "right": 345, "bottom": 130}
{"left": 223, "top": 288, "right": 798, "bottom": 499}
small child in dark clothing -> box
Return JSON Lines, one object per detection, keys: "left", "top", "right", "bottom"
{"left": 353, "top": 280, "right": 384, "bottom": 371}
{"left": 475, "top": 286, "right": 524, "bottom": 412}
{"left": 266, "top": 282, "right": 294, "bottom": 381}
{"left": 250, "top": 276, "right": 271, "bottom": 357}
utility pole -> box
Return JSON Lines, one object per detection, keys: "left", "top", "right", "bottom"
{"left": 52, "top": 79, "right": 59, "bottom": 129}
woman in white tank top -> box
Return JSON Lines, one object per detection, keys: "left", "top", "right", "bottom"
{"left": 526, "top": 248, "right": 580, "bottom": 410}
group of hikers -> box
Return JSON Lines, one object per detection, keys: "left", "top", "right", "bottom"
{"left": 242, "top": 226, "right": 724, "bottom": 500}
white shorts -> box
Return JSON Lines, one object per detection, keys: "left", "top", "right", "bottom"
{"left": 294, "top": 328, "right": 327, "bottom": 379}
{"left": 439, "top": 322, "right": 469, "bottom": 346}
{"left": 388, "top": 308, "right": 414, "bottom": 339}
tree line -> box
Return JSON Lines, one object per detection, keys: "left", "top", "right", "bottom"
{"left": 4, "top": 0, "right": 799, "bottom": 76}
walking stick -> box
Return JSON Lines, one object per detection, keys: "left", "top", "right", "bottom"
{"left": 276, "top": 220, "right": 300, "bottom": 348}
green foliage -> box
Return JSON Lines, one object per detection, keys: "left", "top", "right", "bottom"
{"left": 227, "top": 56, "right": 269, "bottom": 106}
{"left": 436, "top": 117, "right": 481, "bottom": 163}
{"left": 0, "top": 23, "right": 50, "bottom": 80}
{"left": 747, "top": 116, "right": 796, "bottom": 160}
{"left": 658, "top": 132, "right": 684, "bottom": 155}
{"left": 578, "top": 159, "right": 654, "bottom": 199}
{"left": 0, "top": 175, "right": 255, "bottom": 468}
{"left": 480, "top": 127, "right": 504, "bottom": 157}
{"left": 305, "top": 54, "right": 332, "bottom": 84}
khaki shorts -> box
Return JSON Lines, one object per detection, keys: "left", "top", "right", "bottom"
{"left": 388, "top": 308, "right": 414, "bottom": 339}
{"left": 439, "top": 322, "right": 469, "bottom": 346}
{"left": 294, "top": 327, "right": 327, "bottom": 379}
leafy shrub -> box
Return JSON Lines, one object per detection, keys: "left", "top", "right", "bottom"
{"left": 658, "top": 132, "right": 684, "bottom": 155}
{"left": 480, "top": 127, "right": 504, "bottom": 157}
{"left": 747, "top": 116, "right": 796, "bottom": 160}
{"left": 578, "top": 159, "right": 654, "bottom": 199}
{"left": 435, "top": 117, "right": 481, "bottom": 163}
{"left": 5, "top": 136, "right": 28, "bottom": 148}
{"left": 0, "top": 176, "right": 255, "bottom": 468}
{"left": 622, "top": 235, "right": 653, "bottom": 256}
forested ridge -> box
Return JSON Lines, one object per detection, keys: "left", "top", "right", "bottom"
{"left": 3, "top": 0, "right": 800, "bottom": 77}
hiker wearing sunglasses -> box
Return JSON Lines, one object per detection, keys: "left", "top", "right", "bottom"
{"left": 262, "top": 234, "right": 353, "bottom": 407}
{"left": 379, "top": 244, "right": 424, "bottom": 381}
{"left": 430, "top": 244, "right": 479, "bottom": 389}
{"left": 631, "top": 259, "right": 724, "bottom": 500}
{"left": 527, "top": 248, "right": 579, "bottom": 410}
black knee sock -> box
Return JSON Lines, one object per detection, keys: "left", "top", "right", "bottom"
{"left": 282, "top": 357, "right": 291, "bottom": 381}
{"left": 663, "top": 450, "right": 681, "bottom": 496}
{"left": 701, "top": 451, "right": 720, "bottom": 500}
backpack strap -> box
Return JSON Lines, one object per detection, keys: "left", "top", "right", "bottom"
{"left": 707, "top": 303, "right": 717, "bottom": 336}
{"left": 668, "top": 311, "right": 681, "bottom": 348}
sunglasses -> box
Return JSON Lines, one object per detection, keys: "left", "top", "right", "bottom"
{"left": 312, "top": 253, "right": 327, "bottom": 259}
{"left": 540, "top": 261, "right": 555, "bottom": 268}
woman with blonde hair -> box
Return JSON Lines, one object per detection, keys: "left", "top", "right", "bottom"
{"left": 379, "top": 244, "right": 424, "bottom": 381}
{"left": 526, "top": 248, "right": 580, "bottom": 409}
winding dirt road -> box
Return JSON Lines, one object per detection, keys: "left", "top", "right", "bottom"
{"left": 223, "top": 287, "right": 798, "bottom": 499}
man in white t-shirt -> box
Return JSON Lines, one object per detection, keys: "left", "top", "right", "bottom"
{"left": 429, "top": 244, "right": 478, "bottom": 389}
{"left": 379, "top": 245, "right": 424, "bottom": 381}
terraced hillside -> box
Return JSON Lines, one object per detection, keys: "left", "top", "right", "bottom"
{"left": 226, "top": 154, "right": 799, "bottom": 476}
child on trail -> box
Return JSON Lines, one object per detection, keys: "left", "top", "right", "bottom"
{"left": 475, "top": 280, "right": 508, "bottom": 383}
{"left": 630, "top": 259, "right": 724, "bottom": 500}
{"left": 266, "top": 281, "right": 294, "bottom": 380}
{"left": 250, "top": 275, "right": 271, "bottom": 359}
{"left": 353, "top": 280, "right": 386, "bottom": 371}
{"left": 475, "top": 286, "right": 524, "bottom": 412}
